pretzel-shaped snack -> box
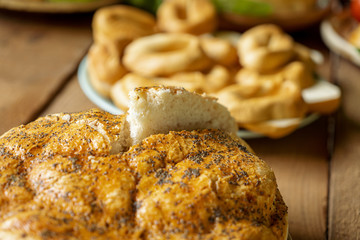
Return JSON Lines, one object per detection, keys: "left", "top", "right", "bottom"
{"left": 93, "top": 5, "right": 157, "bottom": 52}
{"left": 200, "top": 36, "right": 239, "bottom": 67}
{"left": 87, "top": 43, "right": 128, "bottom": 98}
{"left": 214, "top": 81, "right": 308, "bottom": 124}
{"left": 122, "top": 33, "right": 211, "bottom": 77}
{"left": 111, "top": 73, "right": 206, "bottom": 111}
{"left": 237, "top": 24, "right": 295, "bottom": 73}
{"left": 235, "top": 61, "right": 315, "bottom": 98}
{"left": 157, "top": 0, "right": 217, "bottom": 35}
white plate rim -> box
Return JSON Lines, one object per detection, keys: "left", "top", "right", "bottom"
{"left": 320, "top": 19, "right": 360, "bottom": 66}
{"left": 78, "top": 56, "right": 320, "bottom": 139}
{"left": 78, "top": 56, "right": 123, "bottom": 115}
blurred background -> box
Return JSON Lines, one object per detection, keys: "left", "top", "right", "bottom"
{"left": 0, "top": 0, "right": 359, "bottom": 240}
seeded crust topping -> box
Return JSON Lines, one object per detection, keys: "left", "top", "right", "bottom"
{"left": 0, "top": 109, "right": 287, "bottom": 240}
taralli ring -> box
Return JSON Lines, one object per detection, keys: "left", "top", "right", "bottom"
{"left": 87, "top": 43, "right": 128, "bottom": 98}
{"left": 157, "top": 0, "right": 217, "bottom": 35}
{"left": 237, "top": 24, "right": 295, "bottom": 73}
{"left": 111, "top": 72, "right": 206, "bottom": 111}
{"left": 235, "top": 61, "right": 315, "bottom": 98}
{"left": 93, "top": 5, "right": 157, "bottom": 51}
{"left": 200, "top": 36, "right": 239, "bottom": 67}
{"left": 166, "top": 64, "right": 232, "bottom": 93}
{"left": 214, "top": 81, "right": 308, "bottom": 124}
{"left": 123, "top": 33, "right": 211, "bottom": 77}
{"left": 111, "top": 73, "right": 160, "bottom": 111}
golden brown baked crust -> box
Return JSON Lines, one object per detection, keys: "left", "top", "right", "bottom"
{"left": 92, "top": 5, "right": 157, "bottom": 49}
{"left": 0, "top": 110, "right": 287, "bottom": 239}
{"left": 87, "top": 43, "right": 128, "bottom": 98}
{"left": 237, "top": 24, "right": 295, "bottom": 73}
{"left": 126, "top": 129, "right": 287, "bottom": 240}
{"left": 122, "top": 33, "right": 211, "bottom": 77}
{"left": 156, "top": 0, "right": 217, "bottom": 35}
{"left": 214, "top": 81, "right": 307, "bottom": 124}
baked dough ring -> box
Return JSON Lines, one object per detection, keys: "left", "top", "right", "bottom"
{"left": 111, "top": 73, "right": 204, "bottom": 111}
{"left": 235, "top": 61, "right": 315, "bottom": 98}
{"left": 87, "top": 43, "right": 128, "bottom": 98}
{"left": 200, "top": 36, "right": 239, "bottom": 67}
{"left": 241, "top": 117, "right": 303, "bottom": 139}
{"left": 111, "top": 74, "right": 160, "bottom": 111}
{"left": 237, "top": 24, "right": 295, "bottom": 73}
{"left": 203, "top": 65, "right": 233, "bottom": 93}
{"left": 157, "top": 0, "right": 217, "bottom": 35}
{"left": 293, "top": 43, "right": 316, "bottom": 71}
{"left": 281, "top": 61, "right": 315, "bottom": 89}
{"left": 111, "top": 70, "right": 211, "bottom": 111}
{"left": 93, "top": 5, "right": 157, "bottom": 52}
{"left": 111, "top": 64, "right": 232, "bottom": 111}
{"left": 214, "top": 81, "right": 307, "bottom": 124}
{"left": 123, "top": 33, "right": 211, "bottom": 77}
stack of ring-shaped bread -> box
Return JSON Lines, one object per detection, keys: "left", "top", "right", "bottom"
{"left": 157, "top": 0, "right": 218, "bottom": 35}
{"left": 87, "top": 1, "right": 340, "bottom": 138}
{"left": 213, "top": 24, "right": 317, "bottom": 133}
{"left": 88, "top": 5, "right": 158, "bottom": 97}
{"left": 122, "top": 33, "right": 212, "bottom": 77}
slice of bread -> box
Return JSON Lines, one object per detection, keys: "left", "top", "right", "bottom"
{"left": 126, "top": 86, "right": 238, "bottom": 145}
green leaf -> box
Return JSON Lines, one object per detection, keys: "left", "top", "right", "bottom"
{"left": 123, "top": 0, "right": 162, "bottom": 14}
{"left": 211, "top": 0, "right": 273, "bottom": 17}
{"left": 124, "top": 0, "right": 272, "bottom": 17}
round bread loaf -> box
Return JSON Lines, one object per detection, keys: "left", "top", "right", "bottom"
{"left": 0, "top": 87, "right": 288, "bottom": 240}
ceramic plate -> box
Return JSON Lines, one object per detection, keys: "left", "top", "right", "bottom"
{"left": 78, "top": 56, "right": 321, "bottom": 139}
{"left": 321, "top": 18, "right": 360, "bottom": 66}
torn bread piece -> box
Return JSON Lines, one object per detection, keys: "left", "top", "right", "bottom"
{"left": 126, "top": 86, "right": 238, "bottom": 145}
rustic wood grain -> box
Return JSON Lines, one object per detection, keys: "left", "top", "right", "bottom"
{"left": 247, "top": 116, "right": 329, "bottom": 240}
{"left": 328, "top": 59, "right": 360, "bottom": 240}
{"left": 0, "top": 10, "right": 93, "bottom": 135}
{"left": 40, "top": 74, "right": 96, "bottom": 116}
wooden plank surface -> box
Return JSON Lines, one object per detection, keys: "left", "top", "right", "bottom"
{"left": 40, "top": 74, "right": 96, "bottom": 116}
{"left": 247, "top": 117, "right": 329, "bottom": 240}
{"left": 0, "top": 10, "right": 93, "bottom": 135}
{"left": 328, "top": 58, "right": 360, "bottom": 240}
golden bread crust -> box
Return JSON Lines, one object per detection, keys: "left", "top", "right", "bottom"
{"left": 0, "top": 109, "right": 128, "bottom": 158}
{"left": 0, "top": 110, "right": 287, "bottom": 239}
{"left": 92, "top": 5, "right": 157, "bottom": 47}
{"left": 157, "top": 0, "right": 217, "bottom": 35}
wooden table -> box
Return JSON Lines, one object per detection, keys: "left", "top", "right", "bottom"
{"left": 0, "top": 8, "right": 359, "bottom": 240}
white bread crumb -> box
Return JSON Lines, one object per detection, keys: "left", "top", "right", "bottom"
{"left": 126, "top": 86, "right": 238, "bottom": 145}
